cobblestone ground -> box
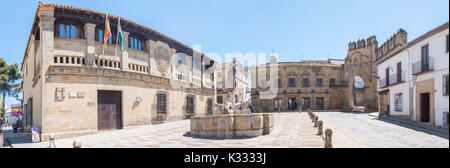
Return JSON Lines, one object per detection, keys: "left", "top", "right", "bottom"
{"left": 315, "top": 112, "right": 449, "bottom": 148}
{"left": 6, "top": 112, "right": 448, "bottom": 148}
{"left": 9, "top": 113, "right": 323, "bottom": 148}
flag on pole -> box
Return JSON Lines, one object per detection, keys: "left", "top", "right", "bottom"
{"left": 115, "top": 17, "right": 124, "bottom": 57}
{"left": 103, "top": 14, "right": 112, "bottom": 54}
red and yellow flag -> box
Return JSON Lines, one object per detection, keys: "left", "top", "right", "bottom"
{"left": 103, "top": 14, "right": 112, "bottom": 51}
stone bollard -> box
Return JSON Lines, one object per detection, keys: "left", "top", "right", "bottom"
{"left": 49, "top": 134, "right": 56, "bottom": 148}
{"left": 324, "top": 129, "right": 333, "bottom": 148}
{"left": 73, "top": 141, "right": 82, "bottom": 148}
{"left": 311, "top": 114, "right": 315, "bottom": 121}
{"left": 317, "top": 121, "right": 323, "bottom": 135}
{"left": 313, "top": 116, "right": 318, "bottom": 127}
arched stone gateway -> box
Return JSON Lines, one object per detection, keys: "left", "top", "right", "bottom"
{"left": 344, "top": 36, "right": 378, "bottom": 111}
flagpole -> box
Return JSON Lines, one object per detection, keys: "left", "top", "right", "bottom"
{"left": 115, "top": 17, "right": 120, "bottom": 57}
{"left": 102, "top": 14, "right": 107, "bottom": 56}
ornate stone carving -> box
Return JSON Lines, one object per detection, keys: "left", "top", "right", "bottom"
{"left": 154, "top": 46, "right": 171, "bottom": 74}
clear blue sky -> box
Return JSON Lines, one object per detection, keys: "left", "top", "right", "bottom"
{"left": 1, "top": 0, "right": 448, "bottom": 105}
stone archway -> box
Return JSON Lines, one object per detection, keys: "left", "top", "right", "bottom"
{"left": 352, "top": 76, "right": 365, "bottom": 106}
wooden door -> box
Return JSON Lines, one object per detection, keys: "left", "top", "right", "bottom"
{"left": 420, "top": 93, "right": 430, "bottom": 122}
{"left": 98, "top": 91, "right": 122, "bottom": 130}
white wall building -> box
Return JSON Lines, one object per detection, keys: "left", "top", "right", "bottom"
{"left": 376, "top": 22, "right": 449, "bottom": 128}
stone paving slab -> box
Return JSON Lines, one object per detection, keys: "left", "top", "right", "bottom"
{"left": 9, "top": 113, "right": 325, "bottom": 148}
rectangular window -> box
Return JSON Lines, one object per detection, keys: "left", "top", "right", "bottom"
{"left": 444, "top": 74, "right": 449, "bottom": 96}
{"left": 316, "top": 78, "right": 323, "bottom": 87}
{"left": 157, "top": 93, "right": 167, "bottom": 114}
{"left": 59, "top": 24, "right": 65, "bottom": 38}
{"left": 329, "top": 78, "right": 335, "bottom": 86}
{"left": 186, "top": 96, "right": 195, "bottom": 115}
{"left": 71, "top": 25, "right": 77, "bottom": 39}
{"left": 65, "top": 25, "right": 70, "bottom": 38}
{"left": 98, "top": 29, "right": 103, "bottom": 42}
{"left": 422, "top": 44, "right": 429, "bottom": 66}
{"left": 394, "top": 93, "right": 403, "bottom": 111}
{"left": 278, "top": 79, "right": 282, "bottom": 88}
{"left": 288, "top": 78, "right": 295, "bottom": 87}
{"left": 303, "top": 78, "right": 309, "bottom": 87}
{"left": 217, "top": 96, "right": 223, "bottom": 104}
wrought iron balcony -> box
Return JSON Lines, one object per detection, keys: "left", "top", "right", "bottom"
{"left": 412, "top": 57, "right": 434, "bottom": 75}
{"left": 380, "top": 72, "right": 405, "bottom": 88}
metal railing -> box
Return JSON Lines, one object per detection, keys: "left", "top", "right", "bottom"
{"left": 380, "top": 72, "right": 405, "bottom": 88}
{"left": 412, "top": 57, "right": 434, "bottom": 75}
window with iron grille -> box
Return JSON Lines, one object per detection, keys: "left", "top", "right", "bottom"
{"left": 394, "top": 93, "right": 403, "bottom": 111}
{"left": 186, "top": 96, "right": 195, "bottom": 114}
{"left": 444, "top": 74, "right": 449, "bottom": 96}
{"left": 157, "top": 93, "right": 167, "bottom": 114}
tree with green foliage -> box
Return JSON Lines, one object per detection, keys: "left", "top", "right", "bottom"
{"left": 0, "top": 58, "right": 22, "bottom": 129}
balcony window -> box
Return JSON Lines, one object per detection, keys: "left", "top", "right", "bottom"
{"left": 129, "top": 36, "right": 143, "bottom": 51}
{"left": 98, "top": 29, "right": 113, "bottom": 44}
{"left": 58, "top": 24, "right": 78, "bottom": 39}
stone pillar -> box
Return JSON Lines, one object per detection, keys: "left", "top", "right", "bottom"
{"left": 145, "top": 40, "right": 152, "bottom": 74}
{"left": 313, "top": 116, "right": 318, "bottom": 127}
{"left": 84, "top": 23, "right": 96, "bottom": 67}
{"left": 39, "top": 7, "right": 55, "bottom": 134}
{"left": 324, "top": 129, "right": 333, "bottom": 148}
{"left": 121, "top": 31, "right": 130, "bottom": 70}
{"left": 317, "top": 120, "right": 323, "bottom": 135}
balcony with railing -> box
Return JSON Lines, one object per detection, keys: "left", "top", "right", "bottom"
{"left": 329, "top": 81, "right": 348, "bottom": 87}
{"left": 412, "top": 57, "right": 434, "bottom": 75}
{"left": 380, "top": 72, "right": 405, "bottom": 88}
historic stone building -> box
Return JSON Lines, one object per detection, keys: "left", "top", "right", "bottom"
{"left": 250, "top": 35, "right": 388, "bottom": 112}
{"left": 20, "top": 2, "right": 216, "bottom": 140}
{"left": 215, "top": 59, "right": 251, "bottom": 106}
{"left": 249, "top": 58, "right": 349, "bottom": 112}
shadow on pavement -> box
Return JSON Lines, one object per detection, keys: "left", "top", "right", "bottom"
{"left": 2, "top": 129, "right": 32, "bottom": 148}
{"left": 373, "top": 117, "right": 449, "bottom": 140}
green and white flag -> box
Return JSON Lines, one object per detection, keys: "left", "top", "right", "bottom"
{"left": 115, "top": 17, "right": 124, "bottom": 56}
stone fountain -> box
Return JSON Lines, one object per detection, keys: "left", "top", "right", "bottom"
{"left": 190, "top": 58, "right": 274, "bottom": 139}
{"left": 190, "top": 101, "right": 274, "bottom": 139}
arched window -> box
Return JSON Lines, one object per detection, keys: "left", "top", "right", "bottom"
{"left": 354, "top": 76, "right": 365, "bottom": 88}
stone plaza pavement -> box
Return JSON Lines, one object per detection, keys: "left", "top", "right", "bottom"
{"left": 5, "top": 112, "right": 449, "bottom": 148}
{"left": 8, "top": 113, "right": 324, "bottom": 148}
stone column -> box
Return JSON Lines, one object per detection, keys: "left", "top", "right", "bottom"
{"left": 38, "top": 7, "right": 55, "bottom": 134}
{"left": 324, "top": 129, "right": 333, "bottom": 148}
{"left": 317, "top": 120, "right": 323, "bottom": 135}
{"left": 84, "top": 23, "right": 96, "bottom": 67}
{"left": 121, "top": 31, "right": 129, "bottom": 70}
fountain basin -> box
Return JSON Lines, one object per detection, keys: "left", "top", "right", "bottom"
{"left": 190, "top": 113, "right": 274, "bottom": 139}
